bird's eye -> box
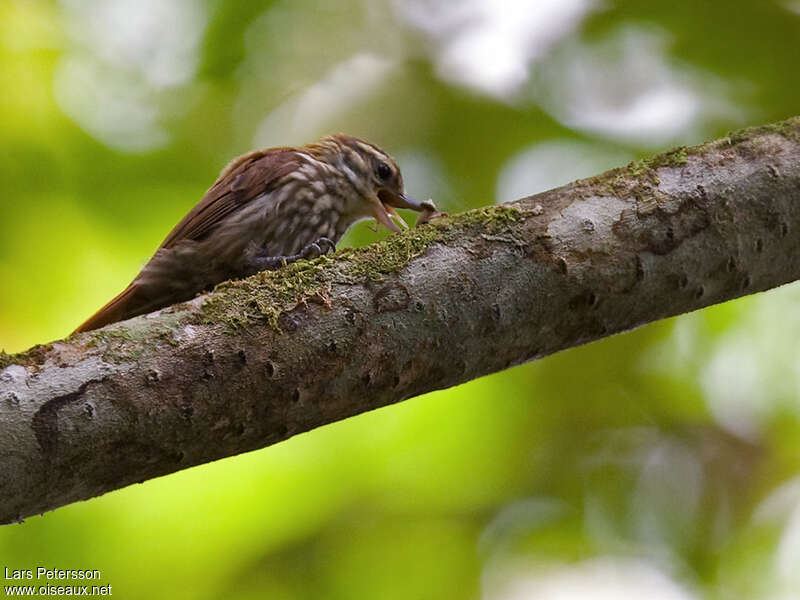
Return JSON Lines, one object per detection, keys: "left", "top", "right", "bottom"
{"left": 375, "top": 161, "right": 392, "bottom": 181}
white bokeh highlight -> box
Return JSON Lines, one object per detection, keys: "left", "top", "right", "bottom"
{"left": 484, "top": 558, "right": 696, "bottom": 600}
{"left": 394, "top": 0, "right": 599, "bottom": 99}
{"left": 783, "top": 1, "right": 800, "bottom": 15}
{"left": 531, "top": 26, "right": 744, "bottom": 147}
{"left": 496, "top": 140, "right": 632, "bottom": 203}
{"left": 701, "top": 283, "right": 800, "bottom": 440}
{"left": 641, "top": 281, "right": 800, "bottom": 440}
{"left": 54, "top": 0, "right": 207, "bottom": 152}
{"left": 755, "top": 477, "right": 800, "bottom": 595}
{"left": 253, "top": 53, "right": 397, "bottom": 147}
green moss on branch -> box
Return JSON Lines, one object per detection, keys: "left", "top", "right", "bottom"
{"left": 200, "top": 204, "right": 523, "bottom": 331}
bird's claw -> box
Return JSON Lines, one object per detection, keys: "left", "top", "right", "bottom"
{"left": 300, "top": 237, "right": 336, "bottom": 259}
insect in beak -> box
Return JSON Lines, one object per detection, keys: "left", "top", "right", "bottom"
{"left": 373, "top": 190, "right": 426, "bottom": 232}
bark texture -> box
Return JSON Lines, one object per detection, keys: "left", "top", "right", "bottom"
{"left": 2, "top": 117, "right": 800, "bottom": 524}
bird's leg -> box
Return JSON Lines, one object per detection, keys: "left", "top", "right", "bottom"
{"left": 245, "top": 237, "right": 336, "bottom": 272}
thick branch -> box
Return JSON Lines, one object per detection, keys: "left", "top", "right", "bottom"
{"left": 2, "top": 117, "right": 800, "bottom": 524}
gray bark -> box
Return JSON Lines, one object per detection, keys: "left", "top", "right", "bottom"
{"left": 1, "top": 117, "right": 799, "bottom": 525}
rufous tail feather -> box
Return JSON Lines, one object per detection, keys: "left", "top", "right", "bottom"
{"left": 73, "top": 284, "right": 143, "bottom": 334}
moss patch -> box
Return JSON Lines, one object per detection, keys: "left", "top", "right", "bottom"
{"left": 339, "top": 226, "right": 443, "bottom": 282}
{"left": 584, "top": 116, "right": 800, "bottom": 202}
{"left": 0, "top": 344, "right": 50, "bottom": 372}
{"left": 572, "top": 143, "right": 695, "bottom": 201}
{"left": 626, "top": 146, "right": 690, "bottom": 185}
{"left": 725, "top": 115, "right": 800, "bottom": 145}
{"left": 200, "top": 204, "right": 523, "bottom": 331}
{"left": 448, "top": 204, "right": 524, "bottom": 229}
{"left": 201, "top": 255, "right": 342, "bottom": 331}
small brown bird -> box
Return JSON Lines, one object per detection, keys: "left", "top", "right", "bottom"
{"left": 74, "top": 134, "right": 434, "bottom": 333}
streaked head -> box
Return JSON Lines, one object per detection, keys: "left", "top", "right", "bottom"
{"left": 306, "top": 134, "right": 425, "bottom": 232}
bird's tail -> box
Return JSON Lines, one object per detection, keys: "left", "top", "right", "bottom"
{"left": 73, "top": 284, "right": 146, "bottom": 334}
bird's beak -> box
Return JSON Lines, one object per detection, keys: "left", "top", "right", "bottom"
{"left": 373, "top": 190, "right": 425, "bottom": 233}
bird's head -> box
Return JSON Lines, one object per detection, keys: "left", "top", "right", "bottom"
{"left": 306, "top": 134, "right": 426, "bottom": 232}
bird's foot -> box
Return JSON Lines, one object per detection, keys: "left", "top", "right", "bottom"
{"left": 299, "top": 237, "right": 336, "bottom": 260}
{"left": 247, "top": 238, "right": 336, "bottom": 272}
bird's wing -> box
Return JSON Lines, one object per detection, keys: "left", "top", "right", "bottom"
{"left": 159, "top": 147, "right": 300, "bottom": 249}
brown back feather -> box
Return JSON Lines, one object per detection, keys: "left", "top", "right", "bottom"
{"left": 159, "top": 148, "right": 300, "bottom": 249}
{"left": 73, "top": 147, "right": 302, "bottom": 333}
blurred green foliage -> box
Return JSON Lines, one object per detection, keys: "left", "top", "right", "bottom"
{"left": 1, "top": 1, "right": 800, "bottom": 598}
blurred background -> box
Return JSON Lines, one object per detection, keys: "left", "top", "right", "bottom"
{"left": 1, "top": 0, "right": 800, "bottom": 598}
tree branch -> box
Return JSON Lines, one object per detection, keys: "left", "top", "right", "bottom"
{"left": 2, "top": 117, "right": 799, "bottom": 524}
